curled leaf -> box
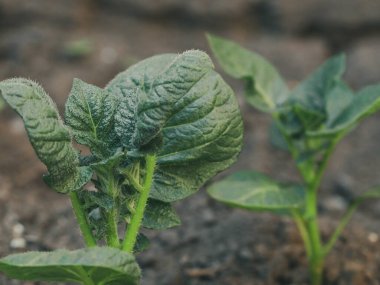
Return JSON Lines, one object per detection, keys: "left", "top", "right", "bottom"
{"left": 0, "top": 78, "right": 87, "bottom": 193}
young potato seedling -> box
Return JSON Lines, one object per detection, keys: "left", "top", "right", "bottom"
{"left": 207, "top": 34, "right": 380, "bottom": 285}
{"left": 0, "top": 50, "right": 243, "bottom": 285}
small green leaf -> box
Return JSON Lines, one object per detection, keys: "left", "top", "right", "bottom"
{"left": 134, "top": 233, "right": 150, "bottom": 253}
{"left": 0, "top": 247, "right": 141, "bottom": 285}
{"left": 269, "top": 122, "right": 289, "bottom": 151}
{"left": 355, "top": 187, "right": 380, "bottom": 202}
{"left": 108, "top": 50, "right": 243, "bottom": 202}
{"left": 207, "top": 33, "right": 289, "bottom": 112}
{"left": 0, "top": 78, "right": 86, "bottom": 193}
{"left": 90, "top": 151, "right": 125, "bottom": 181}
{"left": 65, "top": 79, "right": 120, "bottom": 157}
{"left": 142, "top": 199, "right": 180, "bottom": 229}
{"left": 325, "top": 81, "right": 354, "bottom": 126}
{"left": 327, "top": 84, "right": 380, "bottom": 133}
{"left": 293, "top": 103, "right": 326, "bottom": 131}
{"left": 291, "top": 54, "right": 346, "bottom": 112}
{"left": 207, "top": 171, "right": 305, "bottom": 211}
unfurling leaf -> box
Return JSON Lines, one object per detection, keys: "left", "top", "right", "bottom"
{"left": 65, "top": 78, "right": 120, "bottom": 157}
{"left": 0, "top": 78, "right": 89, "bottom": 193}
{"left": 0, "top": 247, "right": 140, "bottom": 285}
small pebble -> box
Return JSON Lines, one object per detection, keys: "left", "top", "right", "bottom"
{"left": 325, "top": 196, "right": 347, "bottom": 212}
{"left": 100, "top": 47, "right": 117, "bottom": 64}
{"left": 10, "top": 238, "right": 26, "bottom": 249}
{"left": 12, "top": 223, "right": 25, "bottom": 237}
{"left": 368, "top": 232, "right": 378, "bottom": 243}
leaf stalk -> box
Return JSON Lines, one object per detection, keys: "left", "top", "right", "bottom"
{"left": 69, "top": 191, "right": 97, "bottom": 248}
{"left": 122, "top": 154, "right": 157, "bottom": 252}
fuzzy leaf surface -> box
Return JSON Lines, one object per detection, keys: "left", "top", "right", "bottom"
{"left": 207, "top": 34, "right": 288, "bottom": 112}
{"left": 207, "top": 171, "right": 305, "bottom": 211}
{"left": 107, "top": 50, "right": 243, "bottom": 202}
{"left": 0, "top": 247, "right": 140, "bottom": 285}
{"left": 65, "top": 79, "right": 119, "bottom": 157}
{"left": 0, "top": 78, "right": 87, "bottom": 193}
{"left": 142, "top": 199, "right": 180, "bottom": 229}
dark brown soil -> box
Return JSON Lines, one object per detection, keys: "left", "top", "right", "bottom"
{"left": 1, "top": 1, "right": 380, "bottom": 284}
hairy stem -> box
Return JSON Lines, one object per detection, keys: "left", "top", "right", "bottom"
{"left": 105, "top": 208, "right": 120, "bottom": 248}
{"left": 105, "top": 177, "right": 121, "bottom": 248}
{"left": 122, "top": 154, "right": 157, "bottom": 252}
{"left": 69, "top": 191, "right": 96, "bottom": 248}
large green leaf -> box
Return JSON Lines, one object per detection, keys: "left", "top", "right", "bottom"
{"left": 0, "top": 78, "right": 89, "bottom": 193}
{"left": 207, "top": 171, "right": 305, "bottom": 211}
{"left": 107, "top": 50, "right": 243, "bottom": 202}
{"left": 65, "top": 79, "right": 120, "bottom": 157}
{"left": 207, "top": 34, "right": 289, "bottom": 112}
{"left": 0, "top": 247, "right": 140, "bottom": 285}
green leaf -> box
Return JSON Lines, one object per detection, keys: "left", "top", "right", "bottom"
{"left": 0, "top": 247, "right": 140, "bottom": 285}
{"left": 207, "top": 171, "right": 305, "bottom": 211}
{"left": 325, "top": 81, "right": 354, "bottom": 126}
{"left": 107, "top": 50, "right": 243, "bottom": 202}
{"left": 134, "top": 233, "right": 150, "bottom": 253}
{"left": 142, "top": 199, "right": 180, "bottom": 229}
{"left": 290, "top": 54, "right": 346, "bottom": 113}
{"left": 0, "top": 78, "right": 87, "bottom": 193}
{"left": 269, "top": 122, "right": 289, "bottom": 151}
{"left": 207, "top": 33, "right": 289, "bottom": 112}
{"left": 327, "top": 84, "right": 380, "bottom": 133}
{"left": 90, "top": 151, "right": 125, "bottom": 182}
{"left": 65, "top": 79, "right": 120, "bottom": 157}
{"left": 355, "top": 186, "right": 380, "bottom": 202}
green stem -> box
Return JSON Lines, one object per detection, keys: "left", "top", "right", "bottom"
{"left": 292, "top": 210, "right": 312, "bottom": 259}
{"left": 104, "top": 177, "right": 121, "bottom": 248}
{"left": 304, "top": 184, "right": 323, "bottom": 285}
{"left": 323, "top": 201, "right": 358, "bottom": 256}
{"left": 122, "top": 154, "right": 157, "bottom": 252}
{"left": 310, "top": 259, "right": 324, "bottom": 285}
{"left": 69, "top": 192, "right": 96, "bottom": 248}
{"left": 105, "top": 207, "right": 120, "bottom": 248}
{"left": 124, "top": 172, "right": 144, "bottom": 193}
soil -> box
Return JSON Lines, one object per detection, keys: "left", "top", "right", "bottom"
{"left": 1, "top": 1, "right": 380, "bottom": 284}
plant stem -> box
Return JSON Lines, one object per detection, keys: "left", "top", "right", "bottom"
{"left": 105, "top": 207, "right": 120, "bottom": 248}
{"left": 104, "top": 177, "right": 121, "bottom": 248}
{"left": 304, "top": 185, "right": 323, "bottom": 285}
{"left": 122, "top": 154, "right": 157, "bottom": 253}
{"left": 69, "top": 191, "right": 96, "bottom": 248}
{"left": 323, "top": 201, "right": 358, "bottom": 256}
{"left": 292, "top": 210, "right": 312, "bottom": 259}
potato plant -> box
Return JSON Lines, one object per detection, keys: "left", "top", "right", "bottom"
{"left": 207, "top": 34, "right": 380, "bottom": 285}
{"left": 0, "top": 50, "right": 243, "bottom": 284}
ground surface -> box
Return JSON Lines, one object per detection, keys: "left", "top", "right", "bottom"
{"left": 1, "top": 1, "right": 380, "bottom": 284}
